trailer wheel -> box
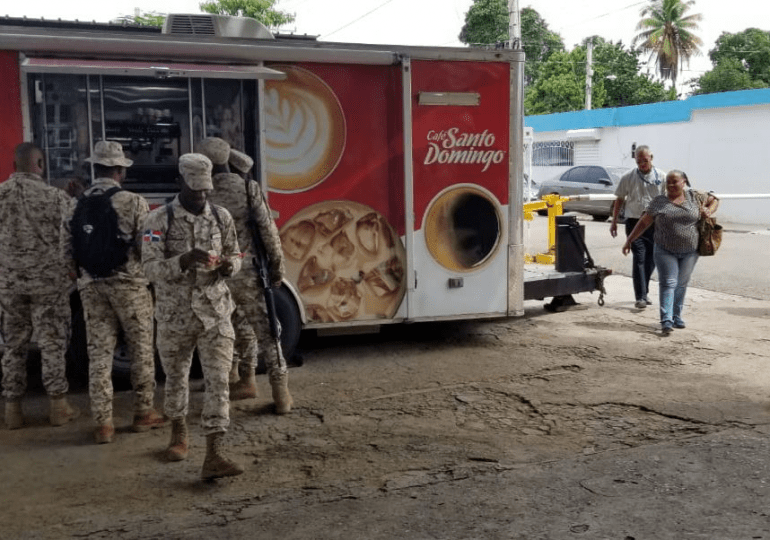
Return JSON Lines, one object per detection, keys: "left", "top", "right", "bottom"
{"left": 274, "top": 285, "right": 302, "bottom": 362}
{"left": 67, "top": 298, "right": 90, "bottom": 386}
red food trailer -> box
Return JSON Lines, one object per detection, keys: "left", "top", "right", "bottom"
{"left": 0, "top": 14, "right": 604, "bottom": 367}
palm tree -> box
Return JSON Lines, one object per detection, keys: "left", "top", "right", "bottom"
{"left": 633, "top": 0, "right": 703, "bottom": 86}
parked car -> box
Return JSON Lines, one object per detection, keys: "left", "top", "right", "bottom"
{"left": 535, "top": 165, "right": 631, "bottom": 221}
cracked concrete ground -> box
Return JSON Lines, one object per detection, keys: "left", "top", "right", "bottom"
{"left": 2, "top": 274, "right": 770, "bottom": 539}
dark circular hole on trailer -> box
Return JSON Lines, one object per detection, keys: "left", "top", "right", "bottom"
{"left": 425, "top": 187, "right": 502, "bottom": 272}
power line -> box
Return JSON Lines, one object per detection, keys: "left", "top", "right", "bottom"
{"left": 322, "top": 0, "right": 396, "bottom": 39}
{"left": 560, "top": 1, "right": 647, "bottom": 30}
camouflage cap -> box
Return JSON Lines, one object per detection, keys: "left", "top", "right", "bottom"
{"left": 197, "top": 137, "right": 230, "bottom": 165}
{"left": 179, "top": 153, "right": 214, "bottom": 190}
{"left": 229, "top": 148, "right": 254, "bottom": 174}
{"left": 85, "top": 140, "right": 133, "bottom": 167}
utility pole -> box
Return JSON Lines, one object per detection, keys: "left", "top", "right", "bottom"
{"left": 508, "top": 0, "right": 521, "bottom": 49}
{"left": 507, "top": 0, "right": 524, "bottom": 317}
{"left": 585, "top": 38, "right": 593, "bottom": 110}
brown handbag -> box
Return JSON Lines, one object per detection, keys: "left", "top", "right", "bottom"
{"left": 697, "top": 215, "right": 722, "bottom": 256}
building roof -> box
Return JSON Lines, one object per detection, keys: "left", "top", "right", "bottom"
{"left": 525, "top": 88, "right": 770, "bottom": 132}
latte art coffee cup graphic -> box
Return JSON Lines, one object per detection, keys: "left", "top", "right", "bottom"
{"left": 265, "top": 66, "right": 346, "bottom": 192}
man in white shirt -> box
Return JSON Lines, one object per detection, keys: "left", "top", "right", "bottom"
{"left": 610, "top": 145, "right": 665, "bottom": 309}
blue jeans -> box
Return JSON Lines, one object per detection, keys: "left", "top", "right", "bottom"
{"left": 625, "top": 218, "right": 655, "bottom": 302}
{"left": 653, "top": 244, "right": 699, "bottom": 328}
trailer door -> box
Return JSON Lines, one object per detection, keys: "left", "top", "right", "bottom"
{"left": 406, "top": 59, "right": 512, "bottom": 320}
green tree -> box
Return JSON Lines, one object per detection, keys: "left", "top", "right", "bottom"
{"left": 521, "top": 8, "right": 566, "bottom": 85}
{"left": 114, "top": 10, "right": 166, "bottom": 27}
{"left": 459, "top": 1, "right": 564, "bottom": 85}
{"left": 458, "top": 0, "right": 508, "bottom": 44}
{"left": 524, "top": 48, "right": 607, "bottom": 115}
{"left": 633, "top": 0, "right": 703, "bottom": 85}
{"left": 524, "top": 39, "right": 675, "bottom": 115}
{"left": 708, "top": 28, "right": 770, "bottom": 86}
{"left": 199, "top": 0, "right": 295, "bottom": 28}
{"left": 691, "top": 58, "right": 768, "bottom": 94}
{"left": 591, "top": 39, "right": 674, "bottom": 106}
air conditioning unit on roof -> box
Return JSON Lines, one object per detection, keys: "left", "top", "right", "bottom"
{"left": 163, "top": 14, "right": 274, "bottom": 40}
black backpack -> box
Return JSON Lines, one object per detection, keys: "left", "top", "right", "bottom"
{"left": 71, "top": 186, "right": 132, "bottom": 278}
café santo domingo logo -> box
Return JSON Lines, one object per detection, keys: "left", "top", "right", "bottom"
{"left": 423, "top": 128, "right": 506, "bottom": 172}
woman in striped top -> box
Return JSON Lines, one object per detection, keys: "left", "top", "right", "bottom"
{"left": 622, "top": 170, "right": 719, "bottom": 335}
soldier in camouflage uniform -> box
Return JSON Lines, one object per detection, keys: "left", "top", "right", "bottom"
{"left": 199, "top": 138, "right": 292, "bottom": 414}
{"left": 142, "top": 153, "right": 244, "bottom": 480}
{"left": 0, "top": 143, "right": 79, "bottom": 429}
{"left": 71, "top": 141, "right": 164, "bottom": 444}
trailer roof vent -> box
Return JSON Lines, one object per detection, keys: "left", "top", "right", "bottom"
{"left": 163, "top": 14, "right": 274, "bottom": 40}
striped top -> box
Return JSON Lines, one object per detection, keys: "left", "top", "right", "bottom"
{"left": 646, "top": 190, "right": 708, "bottom": 254}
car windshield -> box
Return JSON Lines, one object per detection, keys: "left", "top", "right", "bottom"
{"left": 606, "top": 167, "right": 630, "bottom": 181}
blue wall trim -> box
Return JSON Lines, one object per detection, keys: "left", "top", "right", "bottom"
{"left": 524, "top": 88, "right": 770, "bottom": 132}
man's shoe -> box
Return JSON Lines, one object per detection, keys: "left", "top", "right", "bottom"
{"left": 5, "top": 400, "right": 23, "bottom": 430}
{"left": 635, "top": 300, "right": 647, "bottom": 309}
{"left": 644, "top": 298, "right": 653, "bottom": 306}
{"left": 166, "top": 418, "right": 189, "bottom": 462}
{"left": 95, "top": 422, "right": 115, "bottom": 444}
{"left": 229, "top": 373, "right": 257, "bottom": 401}
{"left": 132, "top": 409, "right": 167, "bottom": 432}
{"left": 661, "top": 324, "right": 674, "bottom": 335}
{"left": 271, "top": 374, "right": 293, "bottom": 415}
{"left": 49, "top": 395, "right": 80, "bottom": 426}
{"left": 201, "top": 432, "right": 244, "bottom": 480}
{"left": 674, "top": 319, "right": 686, "bottom": 329}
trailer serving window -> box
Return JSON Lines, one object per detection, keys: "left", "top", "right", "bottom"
{"left": 22, "top": 57, "right": 283, "bottom": 197}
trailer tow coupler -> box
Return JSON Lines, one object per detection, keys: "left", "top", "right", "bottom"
{"left": 543, "top": 266, "right": 612, "bottom": 312}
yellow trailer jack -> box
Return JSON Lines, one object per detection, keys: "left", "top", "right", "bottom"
{"left": 523, "top": 193, "right": 568, "bottom": 264}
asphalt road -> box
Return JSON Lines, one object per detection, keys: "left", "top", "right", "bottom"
{"left": 524, "top": 213, "right": 770, "bottom": 300}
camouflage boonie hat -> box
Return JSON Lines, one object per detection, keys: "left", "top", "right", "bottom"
{"left": 85, "top": 140, "right": 133, "bottom": 167}
{"left": 229, "top": 149, "right": 254, "bottom": 174}
{"left": 197, "top": 137, "right": 230, "bottom": 165}
{"left": 179, "top": 153, "right": 214, "bottom": 190}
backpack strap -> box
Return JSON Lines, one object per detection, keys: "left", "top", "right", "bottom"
{"left": 208, "top": 202, "right": 223, "bottom": 231}
{"left": 165, "top": 203, "right": 175, "bottom": 232}
{"left": 103, "top": 186, "right": 122, "bottom": 199}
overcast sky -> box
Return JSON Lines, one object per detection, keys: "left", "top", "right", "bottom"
{"left": 4, "top": 0, "right": 766, "bottom": 85}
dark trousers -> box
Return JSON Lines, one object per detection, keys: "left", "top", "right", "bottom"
{"left": 625, "top": 218, "right": 656, "bottom": 302}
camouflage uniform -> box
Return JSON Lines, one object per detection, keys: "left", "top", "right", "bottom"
{"left": 71, "top": 178, "right": 156, "bottom": 425}
{"left": 142, "top": 196, "right": 241, "bottom": 435}
{"left": 208, "top": 173, "right": 287, "bottom": 382}
{"left": 0, "top": 172, "right": 74, "bottom": 400}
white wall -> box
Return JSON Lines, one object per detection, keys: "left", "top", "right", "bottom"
{"left": 532, "top": 103, "right": 770, "bottom": 225}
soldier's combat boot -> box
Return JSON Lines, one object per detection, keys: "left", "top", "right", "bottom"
{"left": 132, "top": 408, "right": 167, "bottom": 433}
{"left": 229, "top": 371, "right": 257, "bottom": 401}
{"left": 49, "top": 394, "right": 80, "bottom": 426}
{"left": 271, "top": 373, "right": 293, "bottom": 415}
{"left": 94, "top": 421, "right": 115, "bottom": 444}
{"left": 228, "top": 362, "right": 240, "bottom": 384}
{"left": 5, "top": 399, "right": 23, "bottom": 430}
{"left": 201, "top": 432, "right": 244, "bottom": 480}
{"left": 166, "top": 418, "right": 189, "bottom": 461}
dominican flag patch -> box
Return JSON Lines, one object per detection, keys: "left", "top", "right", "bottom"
{"left": 143, "top": 230, "right": 162, "bottom": 243}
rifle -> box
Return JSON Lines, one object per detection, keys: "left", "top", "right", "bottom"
{"left": 244, "top": 177, "right": 287, "bottom": 371}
